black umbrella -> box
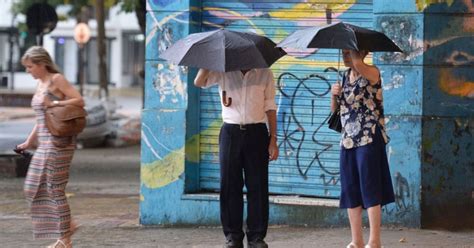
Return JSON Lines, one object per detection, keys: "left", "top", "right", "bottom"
{"left": 160, "top": 29, "right": 286, "bottom": 72}
{"left": 277, "top": 22, "right": 402, "bottom": 52}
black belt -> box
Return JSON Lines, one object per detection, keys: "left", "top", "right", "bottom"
{"left": 223, "top": 122, "right": 266, "bottom": 130}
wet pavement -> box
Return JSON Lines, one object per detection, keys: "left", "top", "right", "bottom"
{"left": 1, "top": 145, "right": 473, "bottom": 247}
{"left": 1, "top": 88, "right": 473, "bottom": 247}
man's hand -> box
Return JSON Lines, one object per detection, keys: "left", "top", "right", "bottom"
{"left": 268, "top": 137, "right": 279, "bottom": 161}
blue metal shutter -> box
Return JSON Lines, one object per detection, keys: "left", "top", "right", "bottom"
{"left": 198, "top": 1, "right": 373, "bottom": 197}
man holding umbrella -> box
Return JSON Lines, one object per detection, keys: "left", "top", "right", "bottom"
{"left": 160, "top": 29, "right": 285, "bottom": 248}
{"left": 195, "top": 67, "right": 278, "bottom": 248}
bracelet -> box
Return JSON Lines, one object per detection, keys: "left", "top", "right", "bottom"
{"left": 270, "top": 134, "right": 277, "bottom": 139}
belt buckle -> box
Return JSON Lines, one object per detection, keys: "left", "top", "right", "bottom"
{"left": 239, "top": 123, "right": 246, "bottom": 130}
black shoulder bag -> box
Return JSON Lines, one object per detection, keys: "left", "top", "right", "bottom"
{"left": 328, "top": 106, "right": 341, "bottom": 133}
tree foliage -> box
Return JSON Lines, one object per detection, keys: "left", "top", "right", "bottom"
{"left": 12, "top": 0, "right": 125, "bottom": 18}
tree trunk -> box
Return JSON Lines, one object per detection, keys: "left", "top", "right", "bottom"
{"left": 135, "top": 0, "right": 146, "bottom": 35}
{"left": 95, "top": 0, "right": 108, "bottom": 98}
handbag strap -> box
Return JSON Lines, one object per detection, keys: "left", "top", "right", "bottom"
{"left": 45, "top": 76, "right": 64, "bottom": 101}
{"left": 334, "top": 70, "right": 348, "bottom": 111}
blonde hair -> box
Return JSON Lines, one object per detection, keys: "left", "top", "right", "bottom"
{"left": 22, "top": 46, "right": 61, "bottom": 73}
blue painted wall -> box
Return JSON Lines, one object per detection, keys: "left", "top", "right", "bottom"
{"left": 420, "top": 1, "right": 474, "bottom": 229}
{"left": 142, "top": 0, "right": 473, "bottom": 229}
{"left": 374, "top": 0, "right": 424, "bottom": 228}
{"left": 374, "top": 0, "right": 474, "bottom": 229}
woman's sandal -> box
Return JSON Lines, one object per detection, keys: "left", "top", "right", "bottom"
{"left": 46, "top": 239, "right": 72, "bottom": 248}
{"left": 46, "top": 221, "right": 79, "bottom": 248}
{"left": 364, "top": 245, "right": 384, "bottom": 248}
{"left": 347, "top": 242, "right": 362, "bottom": 248}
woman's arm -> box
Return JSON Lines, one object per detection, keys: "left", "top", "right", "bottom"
{"left": 45, "top": 74, "right": 84, "bottom": 107}
{"left": 349, "top": 50, "right": 380, "bottom": 85}
{"left": 330, "top": 83, "right": 341, "bottom": 112}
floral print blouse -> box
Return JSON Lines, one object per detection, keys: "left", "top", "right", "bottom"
{"left": 340, "top": 69, "right": 390, "bottom": 149}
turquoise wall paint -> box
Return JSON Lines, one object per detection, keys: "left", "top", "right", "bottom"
{"left": 420, "top": 1, "right": 474, "bottom": 229}
{"left": 196, "top": 1, "right": 377, "bottom": 199}
{"left": 374, "top": 0, "right": 424, "bottom": 227}
{"left": 374, "top": 0, "right": 474, "bottom": 229}
{"left": 142, "top": 0, "right": 473, "bottom": 229}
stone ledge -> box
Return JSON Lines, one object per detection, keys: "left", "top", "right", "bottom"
{"left": 181, "top": 193, "right": 339, "bottom": 207}
{"left": 0, "top": 92, "right": 34, "bottom": 107}
{"left": 0, "top": 154, "right": 31, "bottom": 178}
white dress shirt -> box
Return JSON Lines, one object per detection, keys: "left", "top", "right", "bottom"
{"left": 204, "top": 68, "right": 277, "bottom": 125}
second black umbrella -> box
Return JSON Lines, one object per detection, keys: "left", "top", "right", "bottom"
{"left": 277, "top": 22, "right": 402, "bottom": 52}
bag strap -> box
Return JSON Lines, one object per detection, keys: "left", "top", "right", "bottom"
{"left": 334, "top": 69, "right": 349, "bottom": 112}
{"left": 46, "top": 74, "right": 64, "bottom": 101}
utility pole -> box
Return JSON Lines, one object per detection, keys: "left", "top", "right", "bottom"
{"left": 95, "top": 0, "right": 108, "bottom": 99}
{"left": 8, "top": 14, "right": 17, "bottom": 90}
{"left": 75, "top": 7, "right": 91, "bottom": 96}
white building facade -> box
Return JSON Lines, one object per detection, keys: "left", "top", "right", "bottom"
{"left": 0, "top": 1, "right": 144, "bottom": 90}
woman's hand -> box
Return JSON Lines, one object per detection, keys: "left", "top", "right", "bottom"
{"left": 349, "top": 50, "right": 364, "bottom": 61}
{"left": 16, "top": 140, "right": 32, "bottom": 151}
{"left": 331, "top": 83, "right": 342, "bottom": 97}
{"left": 43, "top": 96, "right": 53, "bottom": 107}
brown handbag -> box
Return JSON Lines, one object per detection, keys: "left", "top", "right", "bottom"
{"left": 45, "top": 105, "right": 87, "bottom": 137}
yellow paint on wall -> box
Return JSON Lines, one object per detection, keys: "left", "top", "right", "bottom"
{"left": 185, "top": 134, "right": 201, "bottom": 163}
{"left": 439, "top": 69, "right": 474, "bottom": 98}
{"left": 203, "top": 7, "right": 264, "bottom": 34}
{"left": 142, "top": 120, "right": 223, "bottom": 189}
{"left": 275, "top": 55, "right": 372, "bottom": 70}
{"left": 140, "top": 194, "right": 145, "bottom": 201}
{"left": 269, "top": 1, "right": 355, "bottom": 20}
{"left": 141, "top": 147, "right": 185, "bottom": 189}
{"left": 416, "top": 0, "right": 455, "bottom": 11}
{"left": 186, "top": 120, "right": 223, "bottom": 160}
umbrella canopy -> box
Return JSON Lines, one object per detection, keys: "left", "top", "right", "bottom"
{"left": 160, "top": 29, "right": 286, "bottom": 72}
{"left": 277, "top": 22, "right": 402, "bottom": 52}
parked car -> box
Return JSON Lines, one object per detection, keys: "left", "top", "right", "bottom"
{"left": 76, "top": 98, "right": 112, "bottom": 148}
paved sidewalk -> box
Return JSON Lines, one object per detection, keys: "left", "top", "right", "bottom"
{"left": 1, "top": 146, "right": 473, "bottom": 248}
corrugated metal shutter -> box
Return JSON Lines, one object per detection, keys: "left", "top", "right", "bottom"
{"left": 199, "top": 0, "right": 373, "bottom": 198}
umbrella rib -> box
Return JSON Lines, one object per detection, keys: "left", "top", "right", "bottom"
{"left": 222, "top": 33, "right": 226, "bottom": 72}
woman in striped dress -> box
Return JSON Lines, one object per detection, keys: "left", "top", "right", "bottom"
{"left": 16, "top": 46, "right": 84, "bottom": 248}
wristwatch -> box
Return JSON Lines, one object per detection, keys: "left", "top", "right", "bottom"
{"left": 53, "top": 100, "right": 60, "bottom": 106}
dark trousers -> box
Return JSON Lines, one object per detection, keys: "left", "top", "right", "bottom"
{"left": 219, "top": 123, "right": 269, "bottom": 242}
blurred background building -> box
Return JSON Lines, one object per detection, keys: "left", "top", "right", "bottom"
{"left": 0, "top": 0, "right": 144, "bottom": 90}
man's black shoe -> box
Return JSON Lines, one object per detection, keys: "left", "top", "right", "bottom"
{"left": 224, "top": 239, "right": 244, "bottom": 248}
{"left": 248, "top": 239, "right": 268, "bottom": 248}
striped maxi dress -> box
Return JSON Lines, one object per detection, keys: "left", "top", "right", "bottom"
{"left": 24, "top": 89, "right": 75, "bottom": 239}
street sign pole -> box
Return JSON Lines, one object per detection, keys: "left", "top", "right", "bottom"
{"left": 74, "top": 23, "right": 91, "bottom": 96}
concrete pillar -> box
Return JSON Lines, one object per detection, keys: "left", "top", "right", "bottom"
{"left": 375, "top": 0, "right": 474, "bottom": 229}
{"left": 140, "top": 0, "right": 207, "bottom": 225}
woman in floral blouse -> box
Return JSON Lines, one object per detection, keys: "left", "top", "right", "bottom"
{"left": 331, "top": 49, "right": 395, "bottom": 248}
